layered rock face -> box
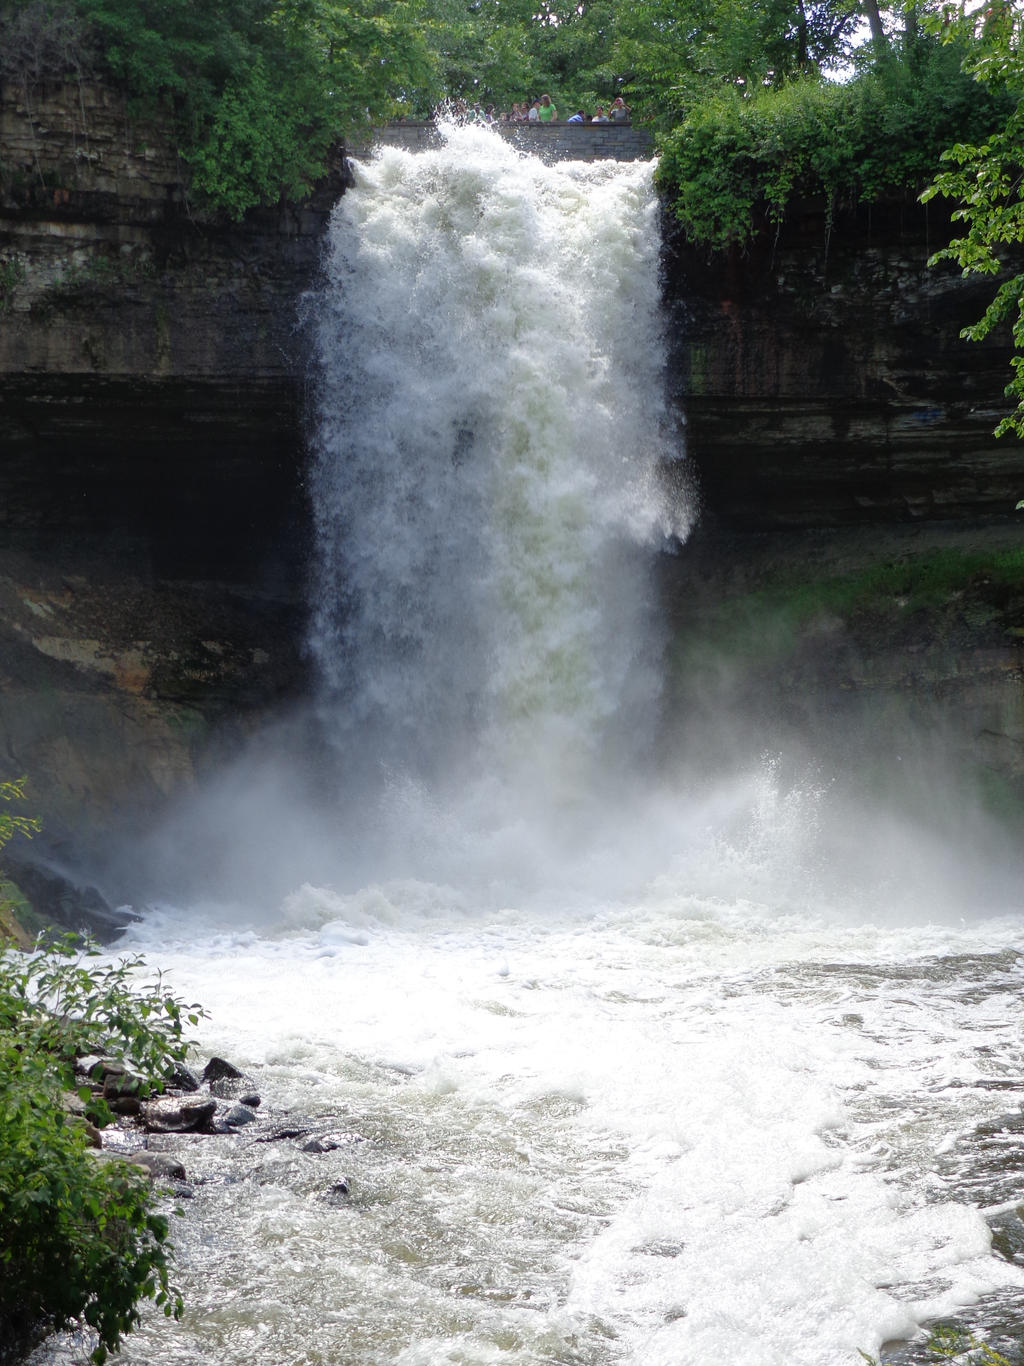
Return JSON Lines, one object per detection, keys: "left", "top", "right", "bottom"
{"left": 0, "top": 78, "right": 347, "bottom": 862}
{"left": 663, "top": 199, "right": 1020, "bottom": 529}
{"left": 661, "top": 202, "right": 1024, "bottom": 817}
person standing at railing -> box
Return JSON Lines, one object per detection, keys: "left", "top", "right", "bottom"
{"left": 538, "top": 94, "right": 557, "bottom": 122}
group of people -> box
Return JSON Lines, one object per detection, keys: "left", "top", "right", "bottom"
{"left": 449, "top": 95, "right": 630, "bottom": 125}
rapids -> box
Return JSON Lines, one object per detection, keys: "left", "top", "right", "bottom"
{"left": 33, "top": 125, "right": 1024, "bottom": 1365}
{"left": 66, "top": 880, "right": 1024, "bottom": 1366}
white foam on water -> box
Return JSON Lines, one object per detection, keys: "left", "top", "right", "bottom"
{"left": 105, "top": 888, "right": 1024, "bottom": 1366}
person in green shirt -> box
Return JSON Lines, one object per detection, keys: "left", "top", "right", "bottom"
{"left": 538, "top": 94, "right": 557, "bottom": 123}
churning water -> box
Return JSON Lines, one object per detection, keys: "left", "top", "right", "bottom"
{"left": 42, "top": 126, "right": 1024, "bottom": 1365}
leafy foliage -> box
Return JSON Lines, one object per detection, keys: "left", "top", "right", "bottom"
{"left": 0, "top": 777, "right": 41, "bottom": 945}
{"left": 0, "top": 937, "right": 203, "bottom": 1363}
{"left": 920, "top": 2, "right": 1024, "bottom": 437}
{"left": 83, "top": 0, "right": 437, "bottom": 214}
{"left": 0, "top": 1042, "right": 178, "bottom": 1365}
{"left": 409, "top": 0, "right": 624, "bottom": 123}
{"left": 615, "top": 0, "right": 863, "bottom": 123}
{"left": 0, "top": 0, "right": 437, "bottom": 217}
{"left": 656, "top": 37, "right": 1015, "bottom": 250}
{"left": 861, "top": 1324, "right": 1014, "bottom": 1364}
{"left": 0, "top": 777, "right": 40, "bottom": 861}
{"left": 0, "top": 934, "right": 203, "bottom": 1095}
{"left": 922, "top": 1321, "right": 1012, "bottom": 1364}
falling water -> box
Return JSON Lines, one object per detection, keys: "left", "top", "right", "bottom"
{"left": 308, "top": 125, "right": 687, "bottom": 866}
{"left": 35, "top": 127, "right": 1024, "bottom": 1366}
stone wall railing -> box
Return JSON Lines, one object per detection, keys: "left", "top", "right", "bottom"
{"left": 350, "top": 119, "right": 653, "bottom": 164}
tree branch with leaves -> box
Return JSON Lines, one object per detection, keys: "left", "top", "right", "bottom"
{"left": 920, "top": 0, "right": 1024, "bottom": 437}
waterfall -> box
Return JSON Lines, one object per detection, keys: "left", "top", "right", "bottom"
{"left": 60, "top": 128, "right": 1024, "bottom": 1366}
{"left": 309, "top": 125, "right": 689, "bottom": 840}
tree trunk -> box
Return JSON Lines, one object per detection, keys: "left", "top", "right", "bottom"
{"left": 795, "top": 0, "right": 809, "bottom": 67}
{"left": 862, "top": 0, "right": 885, "bottom": 46}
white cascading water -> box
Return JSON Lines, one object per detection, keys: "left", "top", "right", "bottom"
{"left": 36, "top": 126, "right": 1024, "bottom": 1366}
{"left": 308, "top": 123, "right": 686, "bottom": 882}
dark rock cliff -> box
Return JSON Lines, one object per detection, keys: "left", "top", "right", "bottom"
{"left": 0, "top": 77, "right": 348, "bottom": 862}
{"left": 661, "top": 200, "right": 1024, "bottom": 822}
{"left": 663, "top": 197, "right": 1022, "bottom": 530}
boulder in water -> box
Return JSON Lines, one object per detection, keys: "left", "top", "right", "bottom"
{"left": 165, "top": 1061, "right": 201, "bottom": 1093}
{"left": 209, "top": 1075, "right": 260, "bottom": 1106}
{"left": 202, "top": 1057, "right": 243, "bottom": 1083}
{"left": 300, "top": 1131, "right": 364, "bottom": 1153}
{"left": 217, "top": 1104, "right": 258, "bottom": 1129}
{"left": 102, "top": 1065, "right": 147, "bottom": 1100}
{"left": 4, "top": 853, "right": 139, "bottom": 942}
{"left": 109, "top": 1095, "right": 143, "bottom": 1117}
{"left": 320, "top": 1180, "right": 350, "bottom": 1206}
{"left": 255, "top": 1125, "right": 312, "bottom": 1144}
{"left": 127, "top": 1151, "right": 188, "bottom": 1182}
{"left": 142, "top": 1095, "right": 217, "bottom": 1133}
{"left": 301, "top": 1135, "right": 338, "bottom": 1154}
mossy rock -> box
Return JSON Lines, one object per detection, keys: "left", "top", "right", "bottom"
{"left": 0, "top": 878, "right": 47, "bottom": 948}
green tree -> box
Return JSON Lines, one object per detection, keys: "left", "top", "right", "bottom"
{"left": 1, "top": 0, "right": 439, "bottom": 216}
{"left": 415, "top": 0, "right": 546, "bottom": 111}
{"left": 654, "top": 33, "right": 1013, "bottom": 249}
{"left": 86, "top": 0, "right": 438, "bottom": 213}
{"left": 411, "top": 0, "right": 622, "bottom": 117}
{"left": 921, "top": 1, "right": 1024, "bottom": 437}
{"left": 613, "top": 0, "right": 864, "bottom": 125}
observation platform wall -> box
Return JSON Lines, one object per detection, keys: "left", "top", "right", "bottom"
{"left": 350, "top": 120, "right": 653, "bottom": 164}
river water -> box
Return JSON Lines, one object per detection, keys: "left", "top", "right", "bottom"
{"left": 38, "top": 125, "right": 1024, "bottom": 1365}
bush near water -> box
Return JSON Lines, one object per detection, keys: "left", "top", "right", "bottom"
{"left": 0, "top": 925, "right": 202, "bottom": 1365}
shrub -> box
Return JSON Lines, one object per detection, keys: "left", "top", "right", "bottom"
{"left": 0, "top": 936, "right": 203, "bottom": 1363}
{"left": 0, "top": 777, "right": 39, "bottom": 863}
{"left": 656, "top": 38, "right": 1016, "bottom": 249}
{"left": 0, "top": 777, "right": 40, "bottom": 947}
